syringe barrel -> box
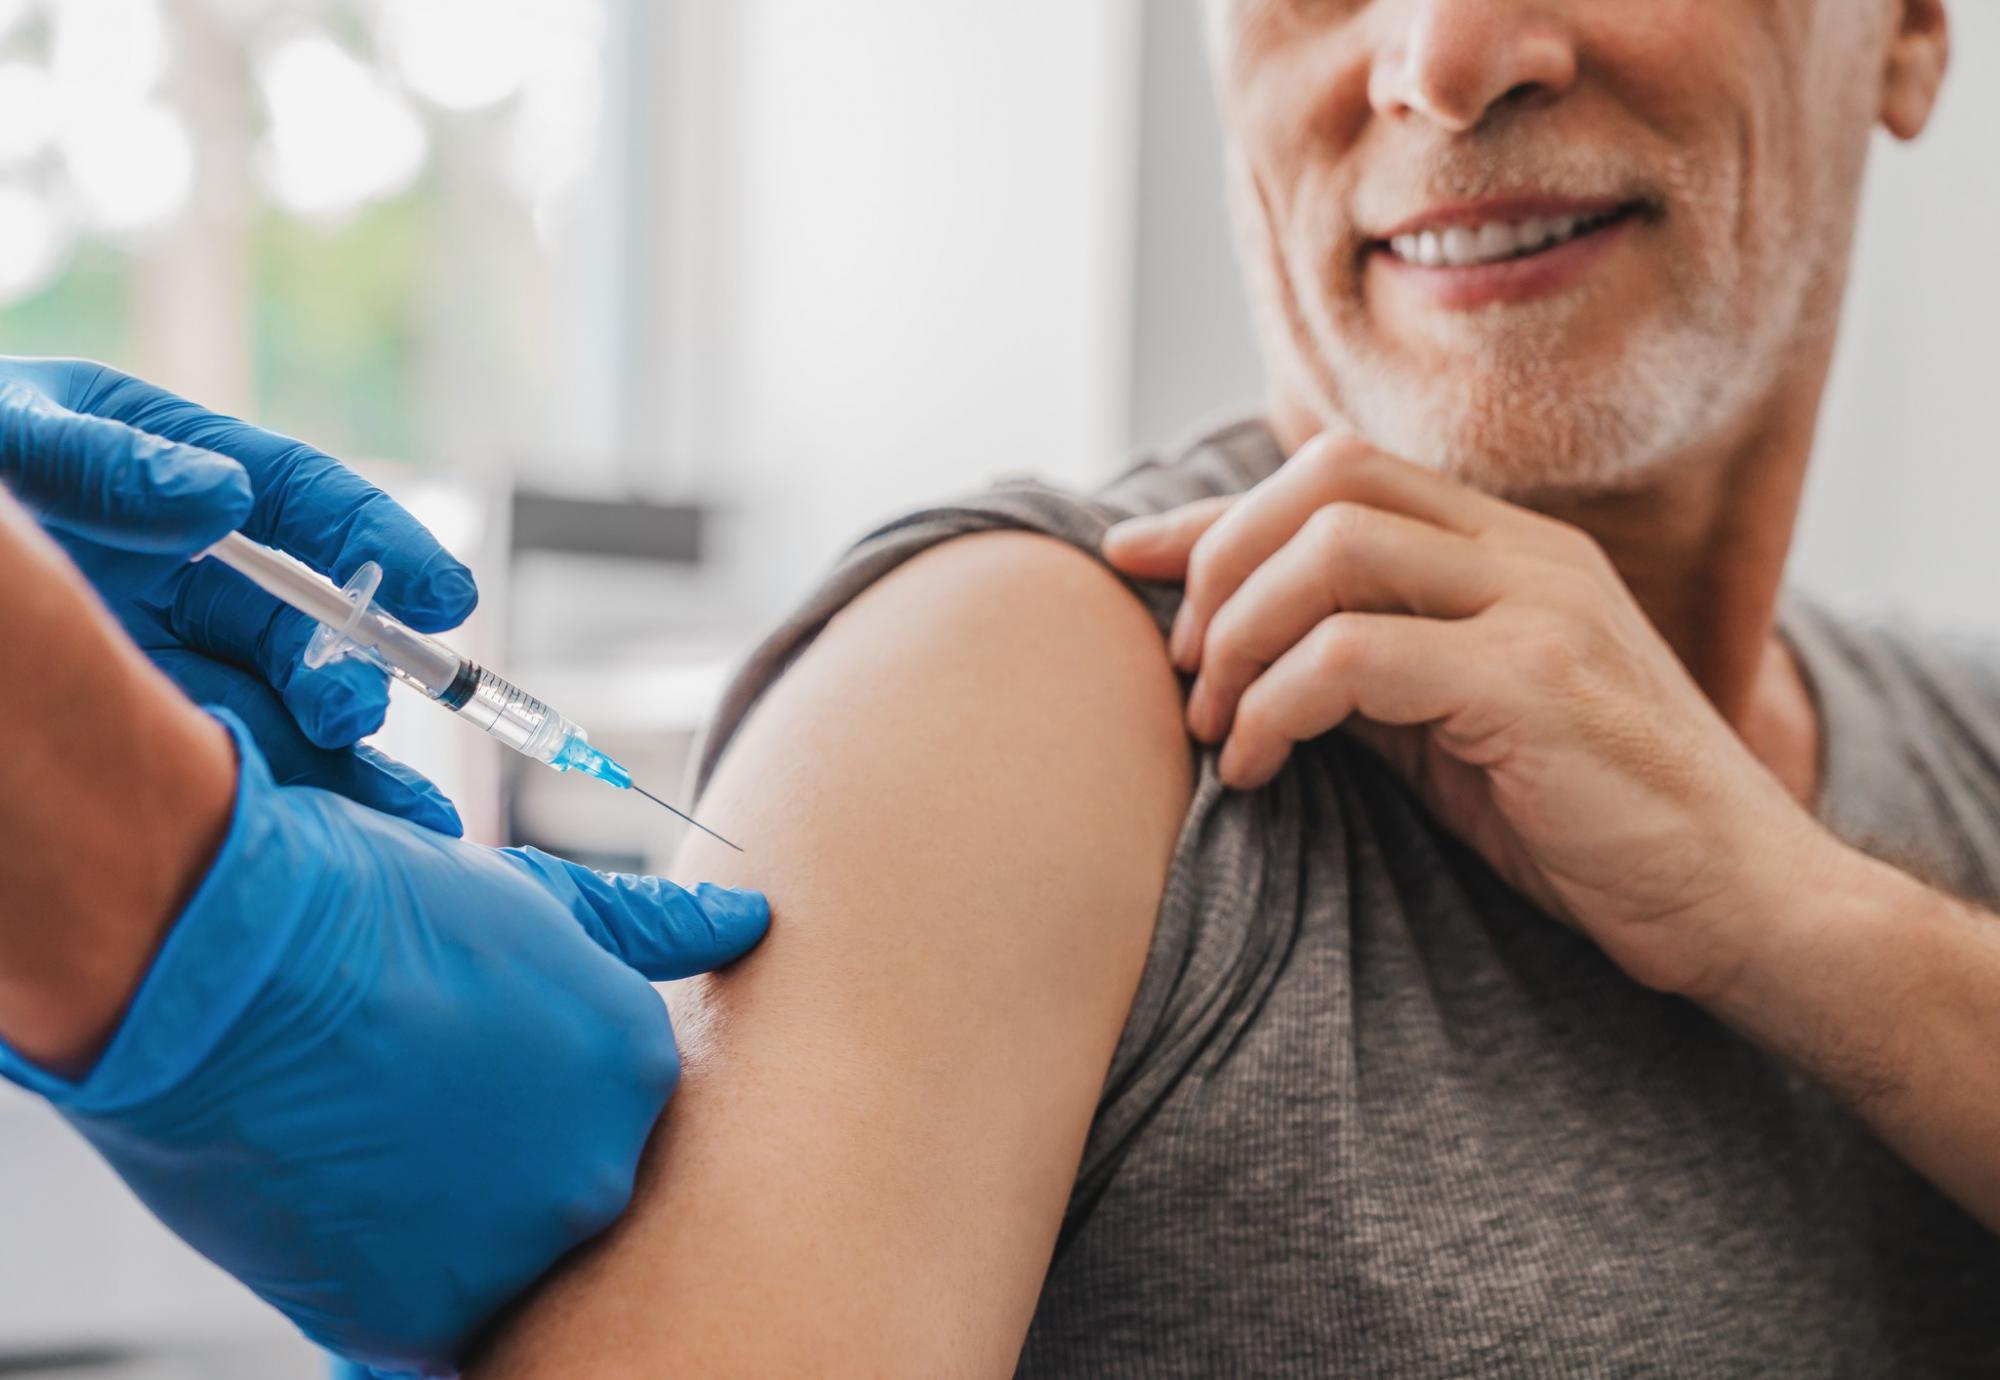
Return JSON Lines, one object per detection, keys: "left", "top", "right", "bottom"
{"left": 354, "top": 613, "right": 463, "bottom": 698}
{"left": 446, "top": 661, "right": 573, "bottom": 764}
{"left": 206, "top": 532, "right": 464, "bottom": 695}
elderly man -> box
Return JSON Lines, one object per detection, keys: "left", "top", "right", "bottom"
{"left": 475, "top": 0, "right": 1981, "bottom": 1374}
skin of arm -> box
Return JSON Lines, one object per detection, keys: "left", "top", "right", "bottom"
{"left": 0, "top": 488, "right": 236, "bottom": 1073}
{"left": 1707, "top": 840, "right": 2000, "bottom": 1235}
{"left": 469, "top": 531, "right": 1192, "bottom": 1377}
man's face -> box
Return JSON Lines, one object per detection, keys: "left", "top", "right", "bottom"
{"left": 1210, "top": 0, "right": 1947, "bottom": 495}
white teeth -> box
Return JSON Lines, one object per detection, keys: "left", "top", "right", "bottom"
{"left": 1473, "top": 222, "right": 1514, "bottom": 259}
{"left": 1386, "top": 210, "right": 1613, "bottom": 268}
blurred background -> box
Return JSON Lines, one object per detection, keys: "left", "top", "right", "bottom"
{"left": 0, "top": 1, "right": 1994, "bottom": 1374}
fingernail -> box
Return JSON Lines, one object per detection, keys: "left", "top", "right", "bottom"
{"left": 1217, "top": 740, "right": 1241, "bottom": 787}
{"left": 1168, "top": 605, "right": 1196, "bottom": 668}
{"left": 1187, "top": 679, "right": 1215, "bottom": 742}
{"left": 1103, "top": 515, "right": 1158, "bottom": 551}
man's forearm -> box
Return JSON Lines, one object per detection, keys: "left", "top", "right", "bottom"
{"left": 0, "top": 492, "right": 235, "bottom": 1074}
{"left": 1705, "top": 838, "right": 2000, "bottom": 1231}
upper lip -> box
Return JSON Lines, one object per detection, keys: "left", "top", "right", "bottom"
{"left": 1369, "top": 194, "right": 1635, "bottom": 244}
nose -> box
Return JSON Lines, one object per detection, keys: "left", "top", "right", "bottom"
{"left": 1368, "top": 0, "right": 1579, "bottom": 133}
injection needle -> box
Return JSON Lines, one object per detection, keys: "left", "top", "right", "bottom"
{"left": 633, "top": 783, "right": 745, "bottom": 853}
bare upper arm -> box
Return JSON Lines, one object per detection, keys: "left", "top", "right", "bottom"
{"left": 470, "top": 531, "right": 1192, "bottom": 1377}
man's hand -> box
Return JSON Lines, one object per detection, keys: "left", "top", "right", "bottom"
{"left": 0, "top": 356, "right": 475, "bottom": 832}
{"left": 1103, "top": 432, "right": 1837, "bottom": 1002}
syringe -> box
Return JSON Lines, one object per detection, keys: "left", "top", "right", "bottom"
{"left": 201, "top": 531, "right": 741, "bottom": 852}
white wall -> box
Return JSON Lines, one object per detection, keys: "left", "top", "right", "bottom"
{"left": 660, "top": 0, "right": 1144, "bottom": 625}
{"left": 1127, "top": 0, "right": 1265, "bottom": 451}
{"left": 1791, "top": 0, "right": 2000, "bottom": 629}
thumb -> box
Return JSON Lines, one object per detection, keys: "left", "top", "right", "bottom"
{"left": 1100, "top": 494, "right": 1237, "bottom": 579}
{"left": 0, "top": 378, "right": 251, "bottom": 553}
{"left": 508, "top": 847, "right": 771, "bottom": 981}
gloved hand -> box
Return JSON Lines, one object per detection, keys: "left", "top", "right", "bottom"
{"left": 0, "top": 356, "right": 475, "bottom": 833}
{"left": 0, "top": 712, "right": 768, "bottom": 1377}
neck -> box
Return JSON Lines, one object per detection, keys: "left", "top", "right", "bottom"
{"left": 1530, "top": 392, "right": 1816, "bottom": 728}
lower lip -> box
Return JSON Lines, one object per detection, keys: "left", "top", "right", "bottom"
{"left": 1369, "top": 213, "right": 1637, "bottom": 310}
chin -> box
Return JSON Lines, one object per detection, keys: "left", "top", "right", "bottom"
{"left": 1324, "top": 313, "right": 1757, "bottom": 500}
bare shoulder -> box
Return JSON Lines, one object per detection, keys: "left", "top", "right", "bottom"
{"left": 472, "top": 531, "right": 1191, "bottom": 1378}
{"left": 734, "top": 527, "right": 1190, "bottom": 789}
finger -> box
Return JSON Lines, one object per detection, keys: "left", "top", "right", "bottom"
{"left": 1219, "top": 611, "right": 1493, "bottom": 789}
{"left": 158, "top": 649, "right": 463, "bottom": 835}
{"left": 159, "top": 559, "right": 390, "bottom": 747}
{"left": 509, "top": 848, "right": 772, "bottom": 981}
{"left": 1187, "top": 502, "right": 1499, "bottom": 743}
{"left": 1100, "top": 495, "right": 1237, "bottom": 580}
{"left": 0, "top": 376, "right": 251, "bottom": 553}
{"left": 1174, "top": 433, "right": 1516, "bottom": 671}
{"left": 73, "top": 365, "right": 478, "bottom": 631}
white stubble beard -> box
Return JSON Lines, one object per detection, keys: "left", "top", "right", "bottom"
{"left": 1233, "top": 140, "right": 1828, "bottom": 500}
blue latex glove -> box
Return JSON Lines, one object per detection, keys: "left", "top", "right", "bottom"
{"left": 0, "top": 712, "right": 769, "bottom": 1377}
{"left": 0, "top": 356, "right": 475, "bottom": 833}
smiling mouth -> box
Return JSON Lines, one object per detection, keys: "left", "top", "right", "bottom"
{"left": 1369, "top": 202, "right": 1646, "bottom": 269}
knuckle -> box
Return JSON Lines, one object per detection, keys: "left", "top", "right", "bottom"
{"left": 1184, "top": 532, "right": 1228, "bottom": 607}
{"left": 1205, "top": 603, "right": 1248, "bottom": 667}
{"left": 636, "top": 1023, "right": 682, "bottom": 1099}
{"left": 1303, "top": 504, "right": 1371, "bottom": 603}
{"left": 565, "top": 1163, "right": 636, "bottom": 1241}
{"left": 1540, "top": 514, "right": 1610, "bottom": 570}
{"left": 1533, "top": 564, "right": 1601, "bottom": 619}
{"left": 1310, "top": 615, "right": 1366, "bottom": 677}
{"left": 1301, "top": 431, "right": 1371, "bottom": 477}
{"left": 1520, "top": 611, "right": 1584, "bottom": 685}
{"left": 1304, "top": 499, "right": 1371, "bottom": 548}
{"left": 1295, "top": 433, "right": 1342, "bottom": 477}
{"left": 1232, "top": 686, "right": 1273, "bottom": 743}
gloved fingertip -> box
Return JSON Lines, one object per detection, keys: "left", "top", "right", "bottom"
{"left": 150, "top": 449, "right": 254, "bottom": 548}
{"left": 346, "top": 743, "right": 465, "bottom": 836}
{"left": 82, "top": 437, "right": 253, "bottom": 554}
{"left": 432, "top": 565, "right": 478, "bottom": 614}
{"left": 565, "top": 870, "right": 770, "bottom": 979}
{"left": 409, "top": 790, "right": 465, "bottom": 838}
{"left": 692, "top": 882, "right": 772, "bottom": 953}
{"left": 291, "top": 668, "right": 391, "bottom": 749}
{"left": 395, "top": 561, "right": 478, "bottom": 632}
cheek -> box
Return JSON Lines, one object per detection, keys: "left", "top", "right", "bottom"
{"left": 1223, "top": 8, "right": 1375, "bottom": 238}
{"left": 1580, "top": 5, "right": 1774, "bottom": 296}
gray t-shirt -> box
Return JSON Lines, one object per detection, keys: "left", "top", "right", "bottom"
{"left": 693, "top": 418, "right": 2000, "bottom": 1377}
